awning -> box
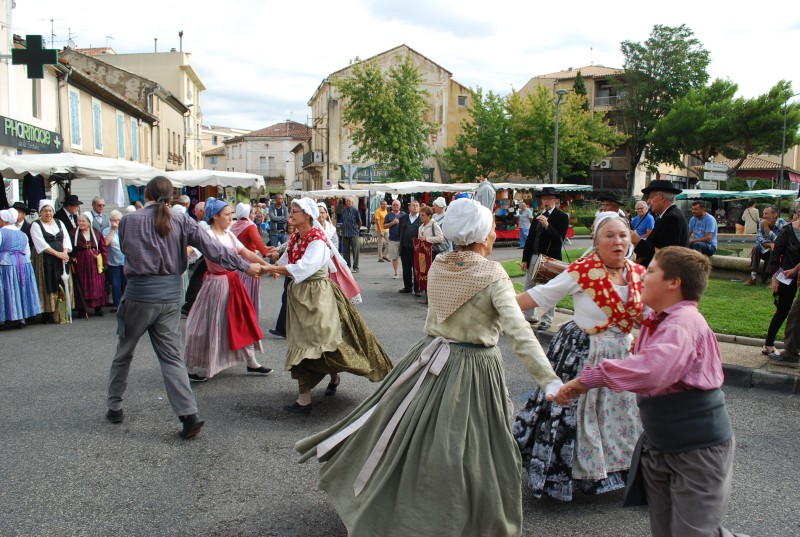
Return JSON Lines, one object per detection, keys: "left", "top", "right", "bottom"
{"left": 167, "top": 169, "right": 264, "bottom": 189}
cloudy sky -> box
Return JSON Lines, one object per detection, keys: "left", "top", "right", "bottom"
{"left": 9, "top": 0, "right": 800, "bottom": 131}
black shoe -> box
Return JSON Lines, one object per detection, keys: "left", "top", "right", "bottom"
{"left": 268, "top": 329, "right": 286, "bottom": 338}
{"left": 106, "top": 408, "right": 124, "bottom": 424}
{"left": 284, "top": 401, "right": 312, "bottom": 414}
{"left": 94, "top": 307, "right": 104, "bottom": 317}
{"left": 110, "top": 308, "right": 118, "bottom": 313}
{"left": 247, "top": 365, "right": 273, "bottom": 374}
{"left": 179, "top": 413, "right": 205, "bottom": 439}
{"left": 188, "top": 373, "right": 207, "bottom": 382}
{"left": 324, "top": 381, "right": 340, "bottom": 397}
{"left": 352, "top": 268, "right": 359, "bottom": 273}
{"left": 398, "top": 288, "right": 412, "bottom": 294}
{"left": 537, "top": 322, "right": 551, "bottom": 331}
{"left": 768, "top": 352, "right": 800, "bottom": 369}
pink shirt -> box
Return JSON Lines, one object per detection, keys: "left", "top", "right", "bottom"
{"left": 580, "top": 300, "right": 724, "bottom": 397}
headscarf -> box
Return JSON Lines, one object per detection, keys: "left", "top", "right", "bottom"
{"left": 0, "top": 208, "right": 18, "bottom": 224}
{"left": 235, "top": 202, "right": 252, "bottom": 220}
{"left": 432, "top": 197, "right": 447, "bottom": 209}
{"left": 204, "top": 197, "right": 227, "bottom": 224}
{"left": 39, "top": 199, "right": 55, "bottom": 212}
{"left": 292, "top": 197, "right": 319, "bottom": 221}
{"left": 80, "top": 211, "right": 94, "bottom": 224}
{"left": 441, "top": 198, "right": 493, "bottom": 246}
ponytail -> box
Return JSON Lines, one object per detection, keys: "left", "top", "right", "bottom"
{"left": 145, "top": 176, "right": 174, "bottom": 237}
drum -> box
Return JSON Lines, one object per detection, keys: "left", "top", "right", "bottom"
{"left": 532, "top": 255, "right": 569, "bottom": 284}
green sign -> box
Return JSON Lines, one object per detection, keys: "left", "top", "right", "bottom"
{"left": 0, "top": 116, "right": 62, "bottom": 153}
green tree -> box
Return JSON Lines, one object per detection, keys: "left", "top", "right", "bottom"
{"left": 616, "top": 24, "right": 711, "bottom": 193}
{"left": 573, "top": 71, "right": 589, "bottom": 111}
{"left": 333, "top": 53, "right": 436, "bottom": 181}
{"left": 648, "top": 79, "right": 800, "bottom": 180}
{"left": 440, "top": 87, "right": 514, "bottom": 181}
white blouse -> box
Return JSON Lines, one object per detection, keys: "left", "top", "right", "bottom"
{"left": 205, "top": 228, "right": 244, "bottom": 252}
{"left": 30, "top": 219, "right": 72, "bottom": 255}
{"left": 527, "top": 269, "right": 631, "bottom": 330}
{"left": 278, "top": 239, "right": 328, "bottom": 284}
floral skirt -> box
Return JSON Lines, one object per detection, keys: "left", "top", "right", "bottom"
{"left": 511, "top": 321, "right": 642, "bottom": 501}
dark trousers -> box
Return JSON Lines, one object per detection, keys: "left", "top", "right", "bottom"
{"left": 342, "top": 235, "right": 360, "bottom": 270}
{"left": 400, "top": 244, "right": 417, "bottom": 293}
{"left": 182, "top": 259, "right": 207, "bottom": 313}
{"left": 766, "top": 279, "right": 798, "bottom": 346}
{"left": 274, "top": 276, "right": 289, "bottom": 334}
{"left": 750, "top": 247, "right": 773, "bottom": 280}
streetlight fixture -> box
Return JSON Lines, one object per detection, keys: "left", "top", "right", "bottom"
{"left": 552, "top": 88, "right": 568, "bottom": 184}
{"left": 778, "top": 92, "right": 800, "bottom": 190}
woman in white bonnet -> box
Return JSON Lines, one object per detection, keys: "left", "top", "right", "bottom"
{"left": 295, "top": 198, "right": 561, "bottom": 536}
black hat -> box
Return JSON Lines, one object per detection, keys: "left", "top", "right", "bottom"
{"left": 641, "top": 180, "right": 682, "bottom": 195}
{"left": 63, "top": 194, "right": 82, "bottom": 206}
{"left": 536, "top": 186, "right": 560, "bottom": 198}
{"left": 597, "top": 192, "right": 622, "bottom": 205}
{"left": 11, "top": 202, "right": 31, "bottom": 214}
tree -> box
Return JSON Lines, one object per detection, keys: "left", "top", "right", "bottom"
{"left": 333, "top": 53, "right": 436, "bottom": 181}
{"left": 440, "top": 87, "right": 514, "bottom": 181}
{"left": 647, "top": 79, "right": 800, "bottom": 180}
{"left": 616, "top": 24, "right": 711, "bottom": 193}
{"left": 573, "top": 71, "right": 589, "bottom": 111}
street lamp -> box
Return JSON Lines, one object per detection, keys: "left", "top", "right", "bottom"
{"left": 778, "top": 92, "right": 800, "bottom": 190}
{"left": 552, "top": 89, "right": 568, "bottom": 184}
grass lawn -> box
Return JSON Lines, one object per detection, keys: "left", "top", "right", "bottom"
{"left": 503, "top": 258, "right": 780, "bottom": 339}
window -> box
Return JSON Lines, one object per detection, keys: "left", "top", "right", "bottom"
{"left": 116, "top": 111, "right": 125, "bottom": 158}
{"left": 68, "top": 89, "right": 81, "bottom": 148}
{"left": 31, "top": 78, "right": 42, "bottom": 119}
{"left": 268, "top": 156, "right": 276, "bottom": 175}
{"left": 259, "top": 156, "right": 266, "bottom": 172}
{"left": 92, "top": 98, "right": 103, "bottom": 153}
{"left": 212, "top": 135, "right": 218, "bottom": 145}
{"left": 457, "top": 95, "right": 467, "bottom": 107}
{"left": 154, "top": 125, "right": 161, "bottom": 157}
{"left": 210, "top": 156, "right": 218, "bottom": 165}
{"left": 143, "top": 126, "right": 150, "bottom": 162}
{"left": 131, "top": 120, "right": 139, "bottom": 161}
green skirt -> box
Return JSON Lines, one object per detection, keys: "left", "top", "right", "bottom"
{"left": 295, "top": 336, "right": 523, "bottom": 537}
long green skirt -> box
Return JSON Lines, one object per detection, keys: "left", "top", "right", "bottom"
{"left": 295, "top": 336, "right": 523, "bottom": 537}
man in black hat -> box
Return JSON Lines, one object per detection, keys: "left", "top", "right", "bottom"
{"left": 521, "top": 186, "right": 569, "bottom": 330}
{"left": 55, "top": 194, "right": 82, "bottom": 246}
{"left": 11, "top": 202, "right": 34, "bottom": 250}
{"left": 631, "top": 180, "right": 689, "bottom": 266}
{"left": 598, "top": 192, "right": 626, "bottom": 217}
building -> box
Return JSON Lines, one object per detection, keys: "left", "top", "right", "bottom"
{"left": 88, "top": 49, "right": 205, "bottom": 171}
{"left": 223, "top": 121, "right": 310, "bottom": 189}
{"left": 200, "top": 124, "right": 251, "bottom": 154}
{"left": 304, "top": 44, "right": 471, "bottom": 189}
{"left": 202, "top": 145, "right": 226, "bottom": 170}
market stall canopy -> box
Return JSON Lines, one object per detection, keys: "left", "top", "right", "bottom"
{"left": 285, "top": 189, "right": 370, "bottom": 199}
{"left": 0, "top": 153, "right": 166, "bottom": 185}
{"left": 167, "top": 169, "right": 264, "bottom": 189}
{"left": 493, "top": 182, "right": 593, "bottom": 192}
{"left": 677, "top": 189, "right": 798, "bottom": 200}
{"left": 375, "top": 181, "right": 472, "bottom": 194}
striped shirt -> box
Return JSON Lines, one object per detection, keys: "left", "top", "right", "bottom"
{"left": 340, "top": 207, "right": 362, "bottom": 238}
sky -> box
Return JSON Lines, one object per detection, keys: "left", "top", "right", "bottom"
{"left": 8, "top": 0, "right": 800, "bottom": 132}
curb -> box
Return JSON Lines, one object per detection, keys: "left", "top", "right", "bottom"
{"left": 532, "top": 328, "right": 798, "bottom": 395}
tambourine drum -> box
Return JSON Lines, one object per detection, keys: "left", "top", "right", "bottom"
{"left": 532, "top": 255, "right": 569, "bottom": 284}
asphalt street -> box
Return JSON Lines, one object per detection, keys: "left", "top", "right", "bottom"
{"left": 1, "top": 249, "right": 798, "bottom": 536}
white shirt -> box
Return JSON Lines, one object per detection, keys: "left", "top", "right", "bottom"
{"left": 278, "top": 239, "right": 328, "bottom": 284}
{"left": 30, "top": 219, "right": 72, "bottom": 255}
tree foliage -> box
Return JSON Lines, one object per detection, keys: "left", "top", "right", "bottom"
{"left": 616, "top": 24, "right": 711, "bottom": 191}
{"left": 647, "top": 79, "right": 800, "bottom": 179}
{"left": 573, "top": 71, "right": 589, "bottom": 111}
{"left": 333, "top": 53, "right": 436, "bottom": 181}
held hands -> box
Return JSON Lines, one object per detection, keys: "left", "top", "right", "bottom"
{"left": 536, "top": 215, "right": 549, "bottom": 229}
{"left": 555, "top": 378, "right": 589, "bottom": 406}
{"left": 246, "top": 263, "right": 266, "bottom": 278}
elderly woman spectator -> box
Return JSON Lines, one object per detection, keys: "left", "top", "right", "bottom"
{"left": 416, "top": 206, "right": 446, "bottom": 305}
{"left": 30, "top": 200, "right": 72, "bottom": 324}
{"left": 71, "top": 212, "right": 108, "bottom": 318}
{"left": 184, "top": 198, "right": 272, "bottom": 382}
{"left": 102, "top": 210, "right": 126, "bottom": 312}
{"left": 295, "top": 199, "right": 560, "bottom": 535}
{"left": 0, "top": 208, "right": 41, "bottom": 329}
{"left": 513, "top": 215, "right": 645, "bottom": 501}
{"left": 262, "top": 198, "right": 392, "bottom": 414}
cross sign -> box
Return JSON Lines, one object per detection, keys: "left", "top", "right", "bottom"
{"left": 12, "top": 35, "right": 59, "bottom": 79}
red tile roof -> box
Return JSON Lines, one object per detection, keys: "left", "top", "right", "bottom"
{"left": 226, "top": 121, "right": 310, "bottom": 143}
{"left": 535, "top": 65, "right": 624, "bottom": 80}
{"left": 73, "top": 47, "right": 116, "bottom": 56}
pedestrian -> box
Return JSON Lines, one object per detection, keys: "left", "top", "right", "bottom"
{"left": 30, "top": 200, "right": 72, "bottom": 324}
{"left": 268, "top": 193, "right": 289, "bottom": 247}
{"left": 743, "top": 199, "right": 759, "bottom": 235}
{"left": 513, "top": 216, "right": 645, "bottom": 501}
{"left": 54, "top": 194, "right": 82, "bottom": 247}
{"left": 340, "top": 196, "right": 362, "bottom": 273}
{"left": 688, "top": 200, "right": 718, "bottom": 256}
{"left": 630, "top": 180, "right": 689, "bottom": 267}
{"left": 630, "top": 200, "right": 654, "bottom": 238}
{"left": 397, "top": 200, "right": 422, "bottom": 296}
{"left": 295, "top": 198, "right": 561, "bottom": 536}
{"left": 558, "top": 247, "right": 745, "bottom": 537}
{"left": 0, "top": 208, "right": 40, "bottom": 329}
{"left": 743, "top": 205, "right": 785, "bottom": 285}
{"left": 763, "top": 202, "right": 800, "bottom": 356}
{"left": 415, "top": 206, "right": 446, "bottom": 305}
{"left": 71, "top": 212, "right": 108, "bottom": 318}
{"left": 106, "top": 177, "right": 264, "bottom": 439}
{"left": 181, "top": 201, "right": 208, "bottom": 316}
{"left": 90, "top": 196, "right": 110, "bottom": 232}
{"left": 262, "top": 198, "right": 392, "bottom": 414}
{"left": 474, "top": 176, "right": 496, "bottom": 211}
{"left": 372, "top": 199, "right": 389, "bottom": 262}
{"left": 383, "top": 199, "right": 404, "bottom": 279}
{"left": 102, "top": 210, "right": 126, "bottom": 312}
{"left": 516, "top": 201, "right": 533, "bottom": 249}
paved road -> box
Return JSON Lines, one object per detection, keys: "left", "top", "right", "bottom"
{"left": 1, "top": 250, "right": 798, "bottom": 536}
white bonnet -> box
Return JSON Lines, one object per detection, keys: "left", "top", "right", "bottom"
{"left": 432, "top": 197, "right": 447, "bottom": 209}
{"left": 442, "top": 198, "right": 494, "bottom": 246}
{"left": 292, "top": 197, "right": 319, "bottom": 221}
{"left": 0, "top": 208, "right": 18, "bottom": 223}
{"left": 235, "top": 202, "right": 251, "bottom": 220}
{"left": 39, "top": 199, "right": 55, "bottom": 212}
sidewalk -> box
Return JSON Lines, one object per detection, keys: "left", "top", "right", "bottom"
{"left": 490, "top": 246, "right": 800, "bottom": 395}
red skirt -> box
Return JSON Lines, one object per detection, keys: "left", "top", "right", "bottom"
{"left": 413, "top": 238, "right": 433, "bottom": 292}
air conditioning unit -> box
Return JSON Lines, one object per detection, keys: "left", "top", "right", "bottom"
{"left": 599, "top": 159, "right": 611, "bottom": 169}
{"left": 313, "top": 151, "right": 323, "bottom": 163}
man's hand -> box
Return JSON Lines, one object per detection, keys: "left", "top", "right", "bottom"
{"left": 630, "top": 232, "right": 642, "bottom": 246}
{"left": 536, "top": 215, "right": 549, "bottom": 229}
{"left": 521, "top": 261, "right": 528, "bottom": 271}
{"left": 556, "top": 378, "right": 589, "bottom": 406}
{"left": 246, "top": 264, "right": 263, "bottom": 278}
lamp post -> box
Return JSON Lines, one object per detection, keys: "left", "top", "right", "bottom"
{"left": 778, "top": 92, "right": 800, "bottom": 190}
{"left": 552, "top": 89, "right": 568, "bottom": 184}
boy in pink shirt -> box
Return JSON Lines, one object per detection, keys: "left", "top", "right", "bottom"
{"left": 558, "top": 247, "right": 748, "bottom": 537}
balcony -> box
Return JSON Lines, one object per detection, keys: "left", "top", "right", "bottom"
{"left": 594, "top": 95, "right": 619, "bottom": 108}
{"left": 302, "top": 150, "right": 324, "bottom": 168}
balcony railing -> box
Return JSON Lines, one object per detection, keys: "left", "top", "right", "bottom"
{"left": 594, "top": 96, "right": 619, "bottom": 108}
{"left": 302, "top": 151, "right": 323, "bottom": 167}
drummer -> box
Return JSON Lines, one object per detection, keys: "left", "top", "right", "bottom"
{"left": 512, "top": 215, "right": 646, "bottom": 501}
{"left": 520, "top": 186, "right": 570, "bottom": 331}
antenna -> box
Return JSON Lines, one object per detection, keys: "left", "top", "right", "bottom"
{"left": 154, "top": 38, "right": 158, "bottom": 53}
{"left": 178, "top": 30, "right": 184, "bottom": 52}
{"left": 105, "top": 35, "right": 114, "bottom": 47}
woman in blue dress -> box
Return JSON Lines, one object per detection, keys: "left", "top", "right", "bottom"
{"left": 0, "top": 208, "right": 41, "bottom": 329}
